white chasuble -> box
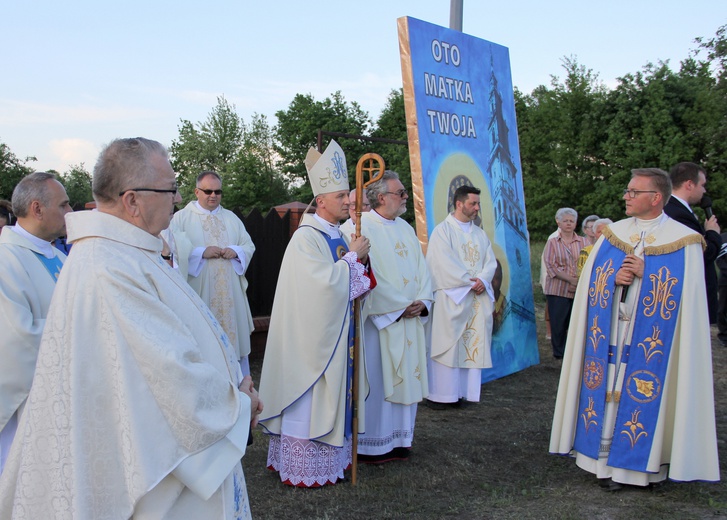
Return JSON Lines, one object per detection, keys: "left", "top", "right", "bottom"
{"left": 427, "top": 214, "right": 497, "bottom": 369}
{"left": 550, "top": 215, "right": 719, "bottom": 485}
{"left": 172, "top": 202, "right": 255, "bottom": 360}
{"left": 259, "top": 214, "right": 368, "bottom": 447}
{"left": 359, "top": 211, "right": 433, "bottom": 405}
{"left": 0, "top": 227, "right": 66, "bottom": 473}
{"left": 0, "top": 211, "right": 253, "bottom": 519}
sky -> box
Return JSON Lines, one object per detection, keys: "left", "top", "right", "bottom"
{"left": 1, "top": 1, "right": 724, "bottom": 174}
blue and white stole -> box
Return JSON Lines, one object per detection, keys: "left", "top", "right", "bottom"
{"left": 32, "top": 251, "right": 64, "bottom": 282}
{"left": 573, "top": 233, "right": 685, "bottom": 472}
{"left": 303, "top": 226, "right": 354, "bottom": 438}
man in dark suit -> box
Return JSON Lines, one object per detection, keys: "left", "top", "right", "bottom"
{"left": 664, "top": 162, "right": 722, "bottom": 323}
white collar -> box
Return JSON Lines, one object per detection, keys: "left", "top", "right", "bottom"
{"left": 193, "top": 201, "right": 221, "bottom": 215}
{"left": 370, "top": 210, "right": 396, "bottom": 225}
{"left": 11, "top": 223, "right": 57, "bottom": 258}
{"left": 312, "top": 213, "right": 341, "bottom": 238}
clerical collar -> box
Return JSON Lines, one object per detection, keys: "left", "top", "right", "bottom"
{"left": 312, "top": 213, "right": 341, "bottom": 238}
{"left": 11, "top": 223, "right": 57, "bottom": 258}
{"left": 370, "top": 210, "right": 396, "bottom": 225}
{"left": 634, "top": 211, "right": 668, "bottom": 231}
{"left": 452, "top": 215, "right": 472, "bottom": 232}
{"left": 193, "top": 201, "right": 221, "bottom": 215}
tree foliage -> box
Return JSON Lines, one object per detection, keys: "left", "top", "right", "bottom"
{"left": 59, "top": 164, "right": 93, "bottom": 209}
{"left": 0, "top": 141, "right": 33, "bottom": 202}
{"left": 275, "top": 91, "right": 372, "bottom": 201}
{"left": 169, "top": 96, "right": 288, "bottom": 213}
{"left": 517, "top": 27, "right": 727, "bottom": 239}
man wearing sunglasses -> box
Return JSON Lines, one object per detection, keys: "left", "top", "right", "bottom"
{"left": 172, "top": 171, "right": 256, "bottom": 377}
{"left": 551, "top": 168, "right": 718, "bottom": 490}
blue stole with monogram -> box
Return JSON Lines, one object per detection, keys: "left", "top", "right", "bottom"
{"left": 302, "top": 226, "right": 354, "bottom": 438}
{"left": 32, "top": 251, "right": 64, "bottom": 282}
{"left": 573, "top": 237, "right": 684, "bottom": 472}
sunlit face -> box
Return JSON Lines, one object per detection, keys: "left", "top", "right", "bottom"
{"left": 583, "top": 221, "right": 596, "bottom": 240}
{"left": 556, "top": 214, "right": 576, "bottom": 233}
{"left": 39, "top": 180, "right": 72, "bottom": 241}
{"left": 317, "top": 189, "right": 350, "bottom": 224}
{"left": 624, "top": 175, "right": 659, "bottom": 219}
{"left": 195, "top": 174, "right": 222, "bottom": 211}
{"left": 348, "top": 190, "right": 370, "bottom": 221}
{"left": 455, "top": 193, "right": 480, "bottom": 222}
{"left": 378, "top": 179, "right": 408, "bottom": 220}
{"left": 136, "top": 154, "right": 182, "bottom": 236}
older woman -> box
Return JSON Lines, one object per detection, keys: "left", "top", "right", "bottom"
{"left": 581, "top": 214, "right": 599, "bottom": 245}
{"left": 543, "top": 208, "right": 586, "bottom": 359}
{"left": 577, "top": 217, "right": 614, "bottom": 275}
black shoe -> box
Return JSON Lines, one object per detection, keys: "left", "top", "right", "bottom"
{"left": 425, "top": 399, "right": 450, "bottom": 410}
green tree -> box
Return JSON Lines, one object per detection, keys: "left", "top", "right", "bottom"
{"left": 0, "top": 141, "right": 33, "bottom": 201}
{"left": 275, "top": 91, "right": 372, "bottom": 201}
{"left": 170, "top": 96, "right": 288, "bottom": 212}
{"left": 59, "top": 164, "right": 93, "bottom": 209}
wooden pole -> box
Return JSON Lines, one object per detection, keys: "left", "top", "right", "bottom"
{"left": 351, "top": 153, "right": 385, "bottom": 486}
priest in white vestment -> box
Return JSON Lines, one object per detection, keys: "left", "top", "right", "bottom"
{"left": 550, "top": 168, "right": 719, "bottom": 489}
{"left": 0, "top": 172, "right": 71, "bottom": 474}
{"left": 356, "top": 170, "right": 433, "bottom": 463}
{"left": 426, "top": 186, "right": 497, "bottom": 406}
{"left": 259, "top": 140, "right": 374, "bottom": 487}
{"left": 0, "top": 138, "right": 262, "bottom": 519}
{"left": 172, "top": 171, "right": 256, "bottom": 375}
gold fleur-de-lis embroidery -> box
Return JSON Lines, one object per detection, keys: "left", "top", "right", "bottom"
{"left": 630, "top": 234, "right": 640, "bottom": 244}
{"left": 581, "top": 397, "right": 598, "bottom": 432}
{"left": 462, "top": 299, "right": 481, "bottom": 363}
{"left": 589, "top": 258, "right": 615, "bottom": 308}
{"left": 414, "top": 365, "right": 421, "bottom": 381}
{"left": 642, "top": 266, "right": 678, "bottom": 319}
{"left": 621, "top": 409, "right": 648, "bottom": 448}
{"left": 645, "top": 234, "right": 656, "bottom": 244}
{"left": 637, "top": 325, "right": 664, "bottom": 363}
{"left": 461, "top": 240, "right": 480, "bottom": 267}
{"left": 402, "top": 276, "right": 409, "bottom": 287}
{"left": 395, "top": 241, "right": 409, "bottom": 258}
{"left": 588, "top": 315, "right": 606, "bottom": 353}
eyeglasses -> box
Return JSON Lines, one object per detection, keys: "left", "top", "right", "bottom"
{"left": 119, "top": 186, "right": 178, "bottom": 196}
{"left": 385, "top": 189, "right": 408, "bottom": 198}
{"left": 623, "top": 189, "right": 657, "bottom": 199}
{"left": 197, "top": 188, "right": 223, "bottom": 196}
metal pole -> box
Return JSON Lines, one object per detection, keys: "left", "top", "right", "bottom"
{"left": 450, "top": 0, "right": 463, "bottom": 32}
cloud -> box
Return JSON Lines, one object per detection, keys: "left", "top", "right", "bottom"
{"left": 48, "top": 139, "right": 99, "bottom": 171}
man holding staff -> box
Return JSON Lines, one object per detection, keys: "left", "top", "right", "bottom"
{"left": 258, "top": 140, "right": 374, "bottom": 487}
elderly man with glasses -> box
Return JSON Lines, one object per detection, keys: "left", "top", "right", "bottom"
{"left": 171, "top": 171, "right": 256, "bottom": 376}
{"left": 0, "top": 138, "right": 262, "bottom": 518}
{"left": 550, "top": 167, "right": 718, "bottom": 490}
{"left": 354, "top": 170, "right": 433, "bottom": 464}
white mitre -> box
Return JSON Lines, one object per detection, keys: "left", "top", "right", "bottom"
{"left": 304, "top": 139, "right": 350, "bottom": 196}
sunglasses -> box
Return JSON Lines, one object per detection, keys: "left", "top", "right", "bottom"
{"left": 197, "top": 188, "right": 223, "bottom": 195}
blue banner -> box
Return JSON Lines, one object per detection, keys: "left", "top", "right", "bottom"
{"left": 398, "top": 16, "right": 539, "bottom": 381}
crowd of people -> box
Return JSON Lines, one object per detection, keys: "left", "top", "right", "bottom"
{"left": 0, "top": 138, "right": 503, "bottom": 517}
{"left": 0, "top": 142, "right": 721, "bottom": 516}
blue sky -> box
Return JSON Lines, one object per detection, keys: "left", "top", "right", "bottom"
{"left": 2, "top": 0, "right": 724, "bottom": 173}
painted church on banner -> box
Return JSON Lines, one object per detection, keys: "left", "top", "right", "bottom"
{"left": 398, "top": 16, "right": 539, "bottom": 382}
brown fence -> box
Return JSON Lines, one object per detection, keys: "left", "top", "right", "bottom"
{"left": 234, "top": 207, "right": 291, "bottom": 317}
